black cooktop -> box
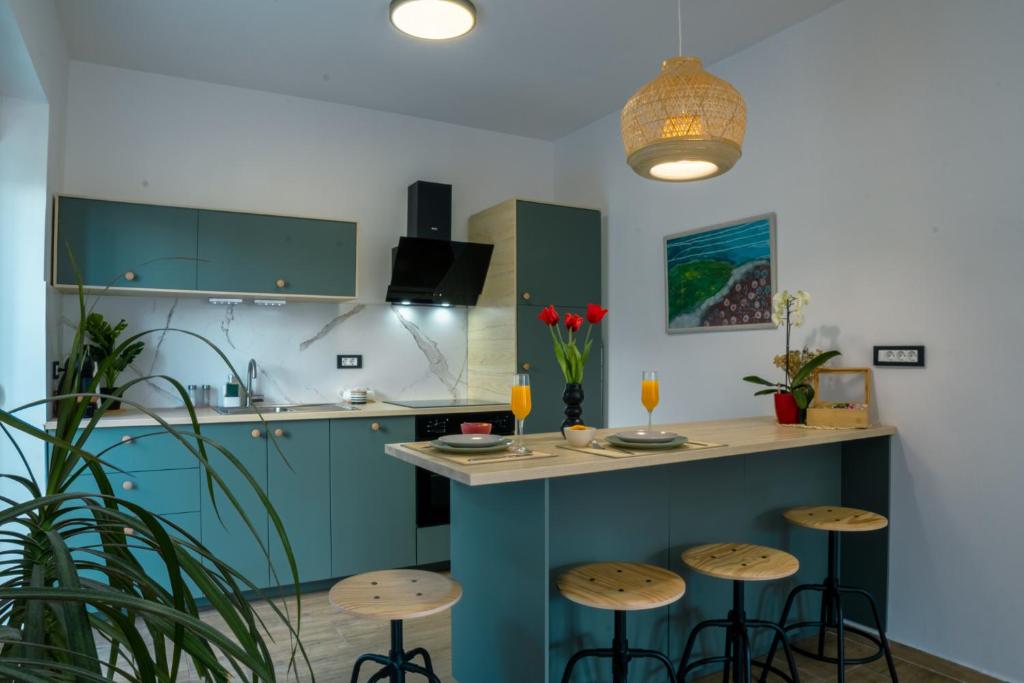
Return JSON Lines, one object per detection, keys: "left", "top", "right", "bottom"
{"left": 384, "top": 398, "right": 507, "bottom": 409}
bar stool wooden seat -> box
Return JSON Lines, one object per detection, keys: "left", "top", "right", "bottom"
{"left": 557, "top": 562, "right": 685, "bottom": 683}
{"left": 677, "top": 543, "right": 801, "bottom": 683}
{"left": 761, "top": 506, "right": 898, "bottom": 683}
{"left": 330, "top": 569, "right": 461, "bottom": 683}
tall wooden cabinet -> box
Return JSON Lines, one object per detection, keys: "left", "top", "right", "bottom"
{"left": 468, "top": 200, "right": 604, "bottom": 433}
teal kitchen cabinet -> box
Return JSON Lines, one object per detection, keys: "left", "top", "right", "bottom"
{"left": 77, "top": 468, "right": 200, "bottom": 515}
{"left": 54, "top": 196, "right": 198, "bottom": 291}
{"left": 331, "top": 417, "right": 416, "bottom": 577}
{"left": 515, "top": 201, "right": 601, "bottom": 308}
{"left": 196, "top": 210, "right": 357, "bottom": 297}
{"left": 66, "top": 426, "right": 201, "bottom": 473}
{"left": 198, "top": 423, "right": 269, "bottom": 589}
{"left": 266, "top": 420, "right": 332, "bottom": 585}
{"left": 517, "top": 305, "right": 605, "bottom": 434}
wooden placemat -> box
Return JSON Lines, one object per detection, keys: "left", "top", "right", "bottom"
{"left": 557, "top": 439, "right": 723, "bottom": 459}
{"left": 403, "top": 443, "right": 559, "bottom": 465}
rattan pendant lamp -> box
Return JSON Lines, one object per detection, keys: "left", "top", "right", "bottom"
{"left": 621, "top": 0, "right": 746, "bottom": 182}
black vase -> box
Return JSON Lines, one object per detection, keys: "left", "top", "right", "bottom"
{"left": 562, "top": 383, "right": 585, "bottom": 432}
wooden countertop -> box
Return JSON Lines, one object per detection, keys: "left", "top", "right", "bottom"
{"left": 43, "top": 401, "right": 512, "bottom": 429}
{"left": 384, "top": 416, "right": 896, "bottom": 486}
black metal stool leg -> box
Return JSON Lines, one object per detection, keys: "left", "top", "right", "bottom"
{"left": 611, "top": 610, "right": 629, "bottom": 683}
{"left": 758, "top": 583, "right": 818, "bottom": 683}
{"left": 628, "top": 648, "right": 676, "bottom": 683}
{"left": 402, "top": 661, "right": 442, "bottom": 683}
{"left": 677, "top": 619, "right": 731, "bottom": 681}
{"left": 560, "top": 648, "right": 609, "bottom": 683}
{"left": 722, "top": 630, "right": 733, "bottom": 683}
{"left": 840, "top": 586, "right": 899, "bottom": 682}
{"left": 351, "top": 654, "right": 379, "bottom": 683}
{"left": 405, "top": 647, "right": 434, "bottom": 673}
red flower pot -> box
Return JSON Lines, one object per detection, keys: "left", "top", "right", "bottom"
{"left": 774, "top": 392, "right": 800, "bottom": 424}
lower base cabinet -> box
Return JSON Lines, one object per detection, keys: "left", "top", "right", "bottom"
{"left": 267, "top": 420, "right": 332, "bottom": 585}
{"left": 330, "top": 417, "right": 416, "bottom": 577}
{"left": 199, "top": 423, "right": 269, "bottom": 589}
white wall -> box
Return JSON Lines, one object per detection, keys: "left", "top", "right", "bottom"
{"left": 553, "top": 0, "right": 1024, "bottom": 678}
{"left": 0, "top": 0, "right": 67, "bottom": 497}
{"left": 61, "top": 61, "right": 554, "bottom": 406}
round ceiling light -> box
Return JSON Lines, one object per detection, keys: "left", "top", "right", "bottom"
{"left": 390, "top": 0, "right": 477, "bottom": 41}
{"left": 621, "top": 55, "right": 746, "bottom": 182}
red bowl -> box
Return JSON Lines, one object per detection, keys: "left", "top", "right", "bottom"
{"left": 461, "top": 422, "right": 493, "bottom": 435}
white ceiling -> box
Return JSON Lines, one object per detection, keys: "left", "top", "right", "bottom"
{"left": 57, "top": 0, "right": 841, "bottom": 140}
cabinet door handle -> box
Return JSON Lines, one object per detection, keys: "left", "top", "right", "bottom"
{"left": 251, "top": 428, "right": 263, "bottom": 439}
{"left": 521, "top": 291, "right": 531, "bottom": 301}
{"left": 120, "top": 435, "right": 133, "bottom": 444}
{"left": 123, "top": 527, "right": 135, "bottom": 536}
{"left": 371, "top": 422, "right": 381, "bottom": 432}
{"left": 521, "top": 362, "right": 531, "bottom": 371}
{"left": 275, "top": 278, "right": 287, "bottom": 289}
{"left": 273, "top": 428, "right": 285, "bottom": 438}
{"left": 121, "top": 480, "right": 135, "bottom": 491}
{"left": 124, "top": 271, "right": 136, "bottom": 282}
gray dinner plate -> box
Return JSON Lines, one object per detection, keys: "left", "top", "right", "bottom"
{"left": 430, "top": 439, "right": 512, "bottom": 454}
{"left": 437, "top": 434, "right": 507, "bottom": 448}
{"left": 613, "top": 430, "right": 680, "bottom": 444}
{"left": 606, "top": 434, "right": 688, "bottom": 450}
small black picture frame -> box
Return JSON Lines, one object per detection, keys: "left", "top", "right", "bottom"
{"left": 873, "top": 346, "right": 925, "bottom": 367}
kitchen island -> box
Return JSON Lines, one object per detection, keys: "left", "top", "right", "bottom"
{"left": 385, "top": 416, "right": 896, "bottom": 683}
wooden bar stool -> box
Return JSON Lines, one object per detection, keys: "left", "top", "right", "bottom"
{"left": 557, "top": 562, "right": 685, "bottom": 683}
{"left": 330, "top": 569, "right": 461, "bottom": 683}
{"left": 760, "top": 506, "right": 898, "bottom": 683}
{"left": 677, "top": 543, "right": 801, "bottom": 683}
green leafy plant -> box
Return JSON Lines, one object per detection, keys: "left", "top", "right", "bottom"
{"left": 84, "top": 313, "right": 145, "bottom": 390}
{"left": 742, "top": 290, "right": 841, "bottom": 409}
{"left": 0, "top": 271, "right": 310, "bottom": 681}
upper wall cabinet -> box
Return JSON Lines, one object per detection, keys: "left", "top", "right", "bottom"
{"left": 54, "top": 196, "right": 199, "bottom": 291}
{"left": 515, "top": 201, "right": 601, "bottom": 308}
{"left": 52, "top": 196, "right": 358, "bottom": 300}
{"left": 197, "top": 210, "right": 357, "bottom": 298}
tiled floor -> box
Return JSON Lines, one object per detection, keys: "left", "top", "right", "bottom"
{"left": 164, "top": 588, "right": 997, "bottom": 682}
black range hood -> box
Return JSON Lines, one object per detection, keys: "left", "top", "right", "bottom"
{"left": 386, "top": 181, "right": 493, "bottom": 307}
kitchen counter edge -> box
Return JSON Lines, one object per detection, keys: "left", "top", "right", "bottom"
{"left": 43, "top": 402, "right": 513, "bottom": 430}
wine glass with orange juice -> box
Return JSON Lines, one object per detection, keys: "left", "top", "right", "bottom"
{"left": 641, "top": 370, "right": 659, "bottom": 428}
{"left": 511, "top": 374, "right": 532, "bottom": 454}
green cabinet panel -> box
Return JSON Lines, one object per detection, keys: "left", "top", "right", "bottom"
{"left": 78, "top": 468, "right": 199, "bottom": 515}
{"left": 72, "top": 427, "right": 200, "bottom": 473}
{"left": 416, "top": 524, "right": 450, "bottom": 566}
{"left": 196, "top": 210, "right": 357, "bottom": 297}
{"left": 516, "top": 305, "right": 605, "bottom": 434}
{"left": 515, "top": 202, "right": 601, "bottom": 308}
{"left": 199, "top": 424, "right": 269, "bottom": 589}
{"left": 267, "top": 420, "right": 332, "bottom": 585}
{"left": 331, "top": 417, "right": 416, "bottom": 577}
{"left": 55, "top": 196, "right": 198, "bottom": 290}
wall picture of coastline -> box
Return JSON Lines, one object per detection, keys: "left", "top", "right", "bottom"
{"left": 664, "top": 213, "right": 777, "bottom": 334}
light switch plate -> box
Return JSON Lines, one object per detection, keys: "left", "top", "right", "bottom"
{"left": 873, "top": 346, "right": 925, "bottom": 367}
{"left": 337, "top": 354, "right": 363, "bottom": 369}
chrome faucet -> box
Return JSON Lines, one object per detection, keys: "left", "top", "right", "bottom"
{"left": 245, "top": 359, "right": 260, "bottom": 408}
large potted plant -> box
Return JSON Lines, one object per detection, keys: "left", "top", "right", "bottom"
{"left": 537, "top": 303, "right": 608, "bottom": 429}
{"left": 742, "top": 290, "right": 840, "bottom": 424}
{"left": 83, "top": 312, "right": 145, "bottom": 410}
{"left": 0, "top": 282, "right": 309, "bottom": 681}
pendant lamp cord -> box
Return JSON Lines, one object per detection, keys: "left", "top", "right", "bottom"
{"left": 677, "top": 0, "right": 683, "bottom": 55}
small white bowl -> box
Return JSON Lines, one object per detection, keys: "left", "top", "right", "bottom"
{"left": 563, "top": 426, "right": 597, "bottom": 448}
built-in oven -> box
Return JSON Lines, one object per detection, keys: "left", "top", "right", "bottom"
{"left": 414, "top": 410, "right": 515, "bottom": 528}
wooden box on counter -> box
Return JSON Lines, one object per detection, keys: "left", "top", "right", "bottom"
{"left": 805, "top": 367, "right": 872, "bottom": 428}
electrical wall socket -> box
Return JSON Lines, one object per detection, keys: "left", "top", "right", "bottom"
{"left": 873, "top": 346, "right": 925, "bottom": 367}
{"left": 337, "top": 354, "right": 363, "bottom": 369}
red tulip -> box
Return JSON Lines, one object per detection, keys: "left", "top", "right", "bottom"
{"left": 537, "top": 305, "right": 559, "bottom": 327}
{"left": 565, "top": 312, "right": 583, "bottom": 333}
{"left": 586, "top": 303, "right": 608, "bottom": 324}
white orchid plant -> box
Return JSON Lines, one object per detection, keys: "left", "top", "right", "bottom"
{"left": 743, "top": 289, "right": 841, "bottom": 410}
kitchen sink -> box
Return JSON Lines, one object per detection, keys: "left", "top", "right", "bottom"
{"left": 212, "top": 402, "right": 360, "bottom": 415}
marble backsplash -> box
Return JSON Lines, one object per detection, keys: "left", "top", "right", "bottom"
{"left": 58, "top": 295, "right": 469, "bottom": 408}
